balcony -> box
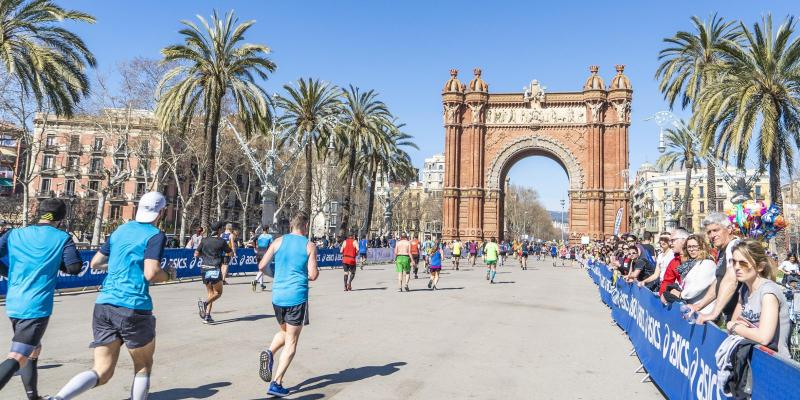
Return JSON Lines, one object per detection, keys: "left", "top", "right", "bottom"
{"left": 64, "top": 166, "right": 81, "bottom": 177}
{"left": 43, "top": 144, "right": 59, "bottom": 153}
{"left": 36, "top": 190, "right": 54, "bottom": 199}
{"left": 67, "top": 144, "right": 81, "bottom": 154}
{"left": 91, "top": 146, "right": 104, "bottom": 155}
{"left": 87, "top": 168, "right": 104, "bottom": 178}
{"left": 109, "top": 191, "right": 127, "bottom": 202}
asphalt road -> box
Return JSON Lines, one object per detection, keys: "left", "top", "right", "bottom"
{"left": 0, "top": 256, "right": 665, "bottom": 399}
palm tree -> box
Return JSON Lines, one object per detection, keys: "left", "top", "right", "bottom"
{"left": 656, "top": 13, "right": 740, "bottom": 213}
{"left": 695, "top": 15, "right": 800, "bottom": 214}
{"left": 0, "top": 0, "right": 97, "bottom": 116}
{"left": 156, "top": 10, "right": 275, "bottom": 232}
{"left": 657, "top": 124, "right": 702, "bottom": 228}
{"left": 358, "top": 123, "right": 418, "bottom": 237}
{"left": 335, "top": 85, "right": 393, "bottom": 237}
{"left": 276, "top": 78, "right": 342, "bottom": 220}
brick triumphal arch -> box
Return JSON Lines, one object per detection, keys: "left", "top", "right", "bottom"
{"left": 441, "top": 66, "right": 631, "bottom": 242}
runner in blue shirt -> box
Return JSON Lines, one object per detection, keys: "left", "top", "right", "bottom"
{"left": 252, "top": 229, "right": 274, "bottom": 292}
{"left": 358, "top": 236, "right": 368, "bottom": 269}
{"left": 0, "top": 199, "right": 82, "bottom": 399}
{"left": 257, "top": 212, "right": 319, "bottom": 397}
{"left": 52, "top": 192, "right": 171, "bottom": 400}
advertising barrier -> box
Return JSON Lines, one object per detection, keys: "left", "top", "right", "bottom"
{"left": 586, "top": 259, "right": 800, "bottom": 400}
{"left": 366, "top": 247, "right": 393, "bottom": 264}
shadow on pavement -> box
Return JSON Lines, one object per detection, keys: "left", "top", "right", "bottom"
{"left": 492, "top": 281, "right": 516, "bottom": 284}
{"left": 407, "top": 287, "right": 464, "bottom": 292}
{"left": 292, "top": 362, "right": 407, "bottom": 393}
{"left": 211, "top": 314, "right": 273, "bottom": 325}
{"left": 150, "top": 381, "right": 232, "bottom": 399}
{"left": 350, "top": 287, "right": 387, "bottom": 291}
{"left": 38, "top": 363, "right": 62, "bottom": 370}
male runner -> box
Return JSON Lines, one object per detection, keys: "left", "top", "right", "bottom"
{"left": 52, "top": 192, "right": 170, "bottom": 400}
{"left": 468, "top": 240, "right": 478, "bottom": 267}
{"left": 451, "top": 237, "right": 462, "bottom": 270}
{"left": 195, "top": 221, "right": 232, "bottom": 324}
{"left": 484, "top": 237, "right": 500, "bottom": 283}
{"left": 0, "top": 199, "right": 82, "bottom": 400}
{"left": 358, "top": 236, "right": 368, "bottom": 269}
{"left": 421, "top": 236, "right": 434, "bottom": 274}
{"left": 409, "top": 236, "right": 420, "bottom": 279}
{"left": 520, "top": 240, "right": 529, "bottom": 270}
{"left": 394, "top": 233, "right": 412, "bottom": 292}
{"left": 340, "top": 234, "right": 358, "bottom": 291}
{"left": 252, "top": 229, "right": 273, "bottom": 291}
{"left": 257, "top": 213, "right": 318, "bottom": 397}
{"left": 498, "top": 240, "right": 508, "bottom": 267}
{"left": 219, "top": 223, "right": 237, "bottom": 285}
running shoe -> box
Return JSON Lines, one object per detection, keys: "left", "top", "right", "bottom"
{"left": 203, "top": 315, "right": 214, "bottom": 324}
{"left": 427, "top": 280, "right": 432, "bottom": 289}
{"left": 261, "top": 284, "right": 267, "bottom": 291}
{"left": 267, "top": 381, "right": 289, "bottom": 397}
{"left": 223, "top": 280, "right": 229, "bottom": 285}
{"left": 259, "top": 350, "right": 274, "bottom": 383}
{"left": 251, "top": 280, "right": 257, "bottom": 292}
{"left": 197, "top": 299, "right": 206, "bottom": 320}
{"left": 404, "top": 285, "right": 410, "bottom": 292}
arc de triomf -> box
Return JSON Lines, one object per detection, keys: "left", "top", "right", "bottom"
{"left": 441, "top": 66, "right": 631, "bottom": 242}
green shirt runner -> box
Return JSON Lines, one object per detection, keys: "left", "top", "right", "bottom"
{"left": 484, "top": 242, "right": 500, "bottom": 263}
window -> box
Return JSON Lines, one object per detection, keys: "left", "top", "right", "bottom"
{"left": 136, "top": 182, "right": 146, "bottom": 198}
{"left": 39, "top": 178, "right": 51, "bottom": 194}
{"left": 699, "top": 201, "right": 705, "bottom": 213}
{"left": 699, "top": 186, "right": 704, "bottom": 197}
{"left": 45, "top": 134, "right": 56, "bottom": 147}
{"left": 140, "top": 141, "right": 149, "bottom": 154}
{"left": 717, "top": 200, "right": 724, "bottom": 211}
{"left": 93, "top": 137, "right": 103, "bottom": 151}
{"left": 69, "top": 135, "right": 80, "bottom": 150}
{"left": 115, "top": 158, "right": 126, "bottom": 171}
{"left": 755, "top": 185, "right": 762, "bottom": 196}
{"left": 43, "top": 155, "right": 55, "bottom": 169}
{"left": 110, "top": 205, "right": 122, "bottom": 220}
{"left": 67, "top": 156, "right": 79, "bottom": 171}
{"left": 65, "top": 179, "right": 75, "bottom": 195}
{"left": 137, "top": 159, "right": 149, "bottom": 176}
{"left": 88, "top": 180, "right": 99, "bottom": 192}
{"left": 91, "top": 158, "right": 102, "bottom": 172}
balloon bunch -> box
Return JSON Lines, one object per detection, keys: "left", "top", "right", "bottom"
{"left": 725, "top": 200, "right": 787, "bottom": 240}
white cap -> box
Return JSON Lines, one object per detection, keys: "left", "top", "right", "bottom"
{"left": 136, "top": 192, "right": 167, "bottom": 223}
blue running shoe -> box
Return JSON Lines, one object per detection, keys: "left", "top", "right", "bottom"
{"left": 259, "top": 350, "right": 274, "bottom": 382}
{"left": 267, "top": 381, "right": 289, "bottom": 397}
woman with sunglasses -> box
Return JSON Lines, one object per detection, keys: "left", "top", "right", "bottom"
{"left": 663, "top": 234, "right": 717, "bottom": 313}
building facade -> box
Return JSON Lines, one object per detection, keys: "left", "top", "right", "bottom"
{"left": 422, "top": 153, "right": 445, "bottom": 192}
{"left": 0, "top": 122, "right": 23, "bottom": 197}
{"left": 630, "top": 162, "right": 771, "bottom": 236}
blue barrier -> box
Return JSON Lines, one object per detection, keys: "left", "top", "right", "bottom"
{"left": 586, "top": 260, "right": 800, "bottom": 400}
{"left": 1, "top": 247, "right": 347, "bottom": 295}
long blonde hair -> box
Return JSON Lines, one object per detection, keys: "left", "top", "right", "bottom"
{"left": 732, "top": 239, "right": 776, "bottom": 281}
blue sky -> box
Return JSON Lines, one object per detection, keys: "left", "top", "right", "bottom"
{"left": 66, "top": 0, "right": 796, "bottom": 210}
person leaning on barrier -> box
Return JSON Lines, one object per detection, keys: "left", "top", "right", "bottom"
{"left": 692, "top": 213, "right": 740, "bottom": 325}
{"left": 0, "top": 199, "right": 83, "bottom": 399}
{"left": 659, "top": 228, "right": 688, "bottom": 297}
{"left": 661, "top": 234, "right": 717, "bottom": 313}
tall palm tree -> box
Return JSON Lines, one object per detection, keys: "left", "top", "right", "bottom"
{"left": 0, "top": 0, "right": 97, "bottom": 117}
{"left": 359, "top": 123, "right": 418, "bottom": 237}
{"left": 335, "top": 85, "right": 393, "bottom": 237}
{"left": 276, "top": 78, "right": 342, "bottom": 220}
{"left": 657, "top": 124, "right": 702, "bottom": 228}
{"left": 656, "top": 13, "right": 740, "bottom": 213}
{"left": 695, "top": 15, "right": 800, "bottom": 214}
{"left": 156, "top": 10, "right": 275, "bottom": 232}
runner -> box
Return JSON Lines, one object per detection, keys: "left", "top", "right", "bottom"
{"left": 451, "top": 237, "right": 462, "bottom": 270}
{"left": 410, "top": 236, "right": 421, "bottom": 279}
{"left": 468, "top": 240, "right": 478, "bottom": 267}
{"left": 499, "top": 240, "right": 508, "bottom": 267}
{"left": 427, "top": 239, "right": 444, "bottom": 290}
{"left": 422, "top": 236, "right": 434, "bottom": 274}
{"left": 256, "top": 212, "right": 318, "bottom": 398}
{"left": 252, "top": 229, "right": 274, "bottom": 292}
{"left": 195, "top": 221, "right": 231, "bottom": 324}
{"left": 219, "top": 223, "right": 237, "bottom": 285}
{"left": 520, "top": 240, "right": 529, "bottom": 270}
{"left": 340, "top": 234, "right": 358, "bottom": 291}
{"left": 394, "top": 233, "right": 412, "bottom": 292}
{"left": 550, "top": 244, "right": 558, "bottom": 266}
{"left": 0, "top": 199, "right": 82, "bottom": 399}
{"left": 51, "top": 192, "right": 170, "bottom": 400}
{"left": 358, "top": 236, "right": 368, "bottom": 270}
{"left": 534, "top": 242, "right": 542, "bottom": 261}
{"left": 484, "top": 237, "right": 500, "bottom": 283}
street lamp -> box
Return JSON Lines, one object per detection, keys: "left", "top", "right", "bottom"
{"left": 560, "top": 199, "right": 566, "bottom": 243}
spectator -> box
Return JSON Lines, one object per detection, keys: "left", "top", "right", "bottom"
{"left": 625, "top": 244, "right": 657, "bottom": 290}
{"left": 662, "top": 234, "right": 717, "bottom": 313}
{"left": 694, "top": 212, "right": 740, "bottom": 324}
{"left": 779, "top": 254, "right": 799, "bottom": 285}
{"left": 640, "top": 231, "right": 656, "bottom": 259}
{"left": 726, "top": 239, "right": 790, "bottom": 359}
{"left": 186, "top": 227, "right": 204, "bottom": 249}
{"left": 659, "top": 228, "right": 688, "bottom": 296}
{"left": 639, "top": 232, "right": 671, "bottom": 290}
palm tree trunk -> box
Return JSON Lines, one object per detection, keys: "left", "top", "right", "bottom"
{"left": 362, "top": 168, "right": 378, "bottom": 238}
{"left": 304, "top": 137, "right": 313, "bottom": 219}
{"left": 339, "top": 140, "right": 357, "bottom": 237}
{"left": 770, "top": 151, "right": 787, "bottom": 255}
{"left": 707, "top": 163, "right": 717, "bottom": 212}
{"left": 201, "top": 101, "right": 222, "bottom": 234}
{"left": 683, "top": 165, "right": 692, "bottom": 229}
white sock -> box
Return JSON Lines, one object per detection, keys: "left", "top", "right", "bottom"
{"left": 131, "top": 372, "right": 150, "bottom": 400}
{"left": 56, "top": 370, "right": 99, "bottom": 399}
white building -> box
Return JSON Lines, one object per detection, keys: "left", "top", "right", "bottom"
{"left": 422, "top": 153, "right": 444, "bottom": 192}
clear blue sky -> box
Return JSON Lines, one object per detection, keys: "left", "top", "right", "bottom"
{"left": 67, "top": 0, "right": 796, "bottom": 210}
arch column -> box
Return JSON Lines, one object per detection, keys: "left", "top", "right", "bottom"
{"left": 442, "top": 70, "right": 464, "bottom": 240}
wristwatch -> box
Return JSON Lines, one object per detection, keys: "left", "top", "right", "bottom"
{"left": 730, "top": 322, "right": 740, "bottom": 335}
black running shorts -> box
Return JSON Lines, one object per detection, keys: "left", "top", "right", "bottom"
{"left": 90, "top": 303, "right": 155, "bottom": 349}
{"left": 273, "top": 302, "right": 309, "bottom": 326}
{"left": 9, "top": 317, "right": 49, "bottom": 355}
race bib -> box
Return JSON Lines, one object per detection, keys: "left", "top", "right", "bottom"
{"left": 204, "top": 269, "right": 220, "bottom": 280}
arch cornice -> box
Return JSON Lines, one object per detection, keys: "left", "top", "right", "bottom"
{"left": 485, "top": 135, "right": 586, "bottom": 191}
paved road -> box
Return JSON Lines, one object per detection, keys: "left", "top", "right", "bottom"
{"left": 1, "top": 256, "right": 664, "bottom": 399}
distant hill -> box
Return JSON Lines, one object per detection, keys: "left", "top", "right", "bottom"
{"left": 548, "top": 210, "right": 568, "bottom": 222}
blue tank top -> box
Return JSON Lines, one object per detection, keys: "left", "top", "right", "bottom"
{"left": 272, "top": 234, "right": 310, "bottom": 307}
{"left": 257, "top": 233, "right": 273, "bottom": 250}
{"left": 96, "top": 222, "right": 160, "bottom": 310}
{"left": 430, "top": 245, "right": 442, "bottom": 266}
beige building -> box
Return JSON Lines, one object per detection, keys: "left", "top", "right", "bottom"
{"left": 422, "top": 153, "right": 444, "bottom": 193}
{"left": 630, "top": 162, "right": 771, "bottom": 236}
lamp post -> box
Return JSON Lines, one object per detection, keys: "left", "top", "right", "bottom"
{"left": 560, "top": 199, "right": 566, "bottom": 243}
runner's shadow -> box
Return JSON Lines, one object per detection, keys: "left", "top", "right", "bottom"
{"left": 38, "top": 363, "right": 62, "bottom": 370}
{"left": 493, "top": 281, "right": 516, "bottom": 284}
{"left": 351, "top": 287, "right": 387, "bottom": 291}
{"left": 211, "top": 314, "right": 273, "bottom": 325}
{"left": 292, "top": 362, "right": 407, "bottom": 393}
{"left": 150, "top": 381, "right": 231, "bottom": 399}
